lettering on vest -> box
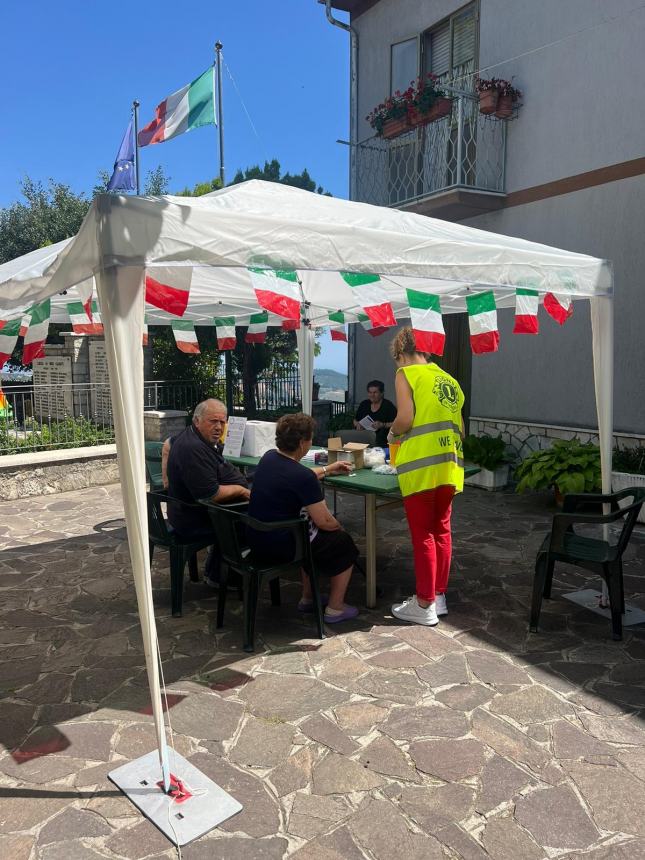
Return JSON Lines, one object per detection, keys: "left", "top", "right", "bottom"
{"left": 456, "top": 437, "right": 463, "bottom": 453}
{"left": 438, "top": 434, "right": 451, "bottom": 448}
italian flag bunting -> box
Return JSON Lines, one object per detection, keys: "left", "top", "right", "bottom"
{"left": 171, "top": 320, "right": 200, "bottom": 354}
{"left": 145, "top": 267, "right": 193, "bottom": 317}
{"left": 138, "top": 66, "right": 215, "bottom": 147}
{"left": 23, "top": 300, "right": 51, "bottom": 364}
{"left": 215, "top": 317, "right": 236, "bottom": 350}
{"left": 68, "top": 301, "right": 103, "bottom": 335}
{"left": 341, "top": 272, "right": 396, "bottom": 329}
{"left": 142, "top": 316, "right": 149, "bottom": 347}
{"left": 357, "top": 312, "right": 389, "bottom": 338}
{"left": 281, "top": 318, "right": 300, "bottom": 331}
{"left": 544, "top": 292, "right": 573, "bottom": 325}
{"left": 249, "top": 268, "right": 301, "bottom": 321}
{"left": 406, "top": 289, "right": 445, "bottom": 355}
{"left": 0, "top": 318, "right": 22, "bottom": 366}
{"left": 245, "top": 311, "right": 268, "bottom": 344}
{"left": 513, "top": 288, "right": 540, "bottom": 334}
{"left": 328, "top": 311, "right": 347, "bottom": 343}
{"left": 466, "top": 291, "right": 499, "bottom": 354}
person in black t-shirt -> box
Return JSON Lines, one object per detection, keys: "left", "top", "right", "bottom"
{"left": 353, "top": 379, "right": 397, "bottom": 447}
{"left": 165, "top": 399, "right": 249, "bottom": 583}
{"left": 248, "top": 413, "right": 360, "bottom": 624}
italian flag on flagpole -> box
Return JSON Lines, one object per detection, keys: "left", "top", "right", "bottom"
{"left": 342, "top": 272, "right": 396, "bottom": 328}
{"left": 0, "top": 318, "right": 22, "bottom": 365}
{"left": 513, "top": 288, "right": 540, "bottom": 334}
{"left": 466, "top": 291, "right": 499, "bottom": 354}
{"left": 23, "top": 300, "right": 51, "bottom": 364}
{"left": 171, "top": 320, "right": 200, "bottom": 354}
{"left": 357, "top": 313, "right": 389, "bottom": 338}
{"left": 406, "top": 289, "right": 445, "bottom": 355}
{"left": 328, "top": 311, "right": 347, "bottom": 342}
{"left": 68, "top": 301, "right": 103, "bottom": 335}
{"left": 249, "top": 268, "right": 301, "bottom": 321}
{"left": 245, "top": 311, "right": 268, "bottom": 344}
{"left": 137, "top": 66, "right": 216, "bottom": 147}
{"left": 215, "top": 317, "right": 236, "bottom": 350}
{"left": 145, "top": 268, "right": 193, "bottom": 317}
{"left": 19, "top": 316, "right": 30, "bottom": 338}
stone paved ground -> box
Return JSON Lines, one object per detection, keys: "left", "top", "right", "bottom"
{"left": 0, "top": 483, "right": 644, "bottom": 860}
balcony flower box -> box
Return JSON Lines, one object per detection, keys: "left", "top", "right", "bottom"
{"left": 478, "top": 88, "right": 499, "bottom": 114}
{"left": 409, "top": 97, "right": 453, "bottom": 127}
{"left": 477, "top": 77, "right": 522, "bottom": 118}
{"left": 382, "top": 116, "right": 410, "bottom": 139}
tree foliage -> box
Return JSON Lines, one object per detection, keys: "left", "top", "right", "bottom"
{"left": 231, "top": 159, "right": 331, "bottom": 195}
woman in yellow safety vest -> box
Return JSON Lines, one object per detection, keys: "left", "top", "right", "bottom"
{"left": 387, "top": 327, "right": 465, "bottom": 627}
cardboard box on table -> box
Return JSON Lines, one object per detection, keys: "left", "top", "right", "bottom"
{"left": 241, "top": 421, "right": 277, "bottom": 457}
{"left": 327, "top": 438, "right": 369, "bottom": 471}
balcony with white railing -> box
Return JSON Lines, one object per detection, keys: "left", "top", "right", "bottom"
{"left": 352, "top": 89, "right": 507, "bottom": 220}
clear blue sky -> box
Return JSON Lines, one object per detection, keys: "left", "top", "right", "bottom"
{"left": 0, "top": 0, "right": 350, "bottom": 373}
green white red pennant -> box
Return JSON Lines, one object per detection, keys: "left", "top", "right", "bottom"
{"left": 215, "top": 317, "right": 236, "bottom": 350}
{"left": 513, "top": 288, "right": 539, "bottom": 334}
{"left": 23, "top": 300, "right": 51, "bottom": 364}
{"left": 466, "top": 291, "right": 499, "bottom": 354}
{"left": 245, "top": 311, "right": 268, "bottom": 344}
{"left": 145, "top": 267, "right": 193, "bottom": 316}
{"left": 328, "top": 311, "right": 347, "bottom": 343}
{"left": 341, "top": 272, "right": 396, "bottom": 328}
{"left": 142, "top": 316, "right": 149, "bottom": 347}
{"left": 0, "top": 318, "right": 22, "bottom": 365}
{"left": 249, "top": 268, "right": 301, "bottom": 321}
{"left": 68, "top": 301, "right": 103, "bottom": 335}
{"left": 357, "top": 312, "right": 389, "bottom": 338}
{"left": 544, "top": 272, "right": 574, "bottom": 325}
{"left": 281, "top": 318, "right": 300, "bottom": 330}
{"left": 406, "top": 289, "right": 445, "bottom": 355}
{"left": 171, "top": 320, "right": 200, "bottom": 354}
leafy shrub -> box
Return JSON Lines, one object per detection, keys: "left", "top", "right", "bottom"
{"left": 514, "top": 439, "right": 601, "bottom": 495}
{"left": 0, "top": 416, "right": 114, "bottom": 455}
{"left": 328, "top": 410, "right": 356, "bottom": 436}
{"left": 612, "top": 446, "right": 645, "bottom": 475}
{"left": 463, "top": 434, "right": 509, "bottom": 471}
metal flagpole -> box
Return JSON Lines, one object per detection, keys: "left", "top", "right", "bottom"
{"left": 132, "top": 100, "right": 141, "bottom": 195}
{"left": 215, "top": 42, "right": 225, "bottom": 185}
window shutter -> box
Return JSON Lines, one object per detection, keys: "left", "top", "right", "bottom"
{"left": 430, "top": 22, "right": 450, "bottom": 78}
{"left": 452, "top": 4, "right": 476, "bottom": 72}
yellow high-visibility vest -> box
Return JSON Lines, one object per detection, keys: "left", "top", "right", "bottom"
{"left": 395, "top": 363, "right": 465, "bottom": 497}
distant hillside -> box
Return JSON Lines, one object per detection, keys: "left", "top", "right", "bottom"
{"left": 315, "top": 368, "right": 347, "bottom": 391}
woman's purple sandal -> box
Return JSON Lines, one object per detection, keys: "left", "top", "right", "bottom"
{"left": 324, "top": 605, "right": 359, "bottom": 624}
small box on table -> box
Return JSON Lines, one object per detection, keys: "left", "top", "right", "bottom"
{"left": 327, "top": 437, "right": 369, "bottom": 471}
{"left": 241, "top": 421, "right": 277, "bottom": 457}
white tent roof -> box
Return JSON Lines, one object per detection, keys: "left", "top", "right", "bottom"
{"left": 0, "top": 179, "right": 612, "bottom": 325}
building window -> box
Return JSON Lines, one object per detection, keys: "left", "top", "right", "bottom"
{"left": 390, "top": 37, "right": 418, "bottom": 95}
{"left": 422, "top": 2, "right": 478, "bottom": 88}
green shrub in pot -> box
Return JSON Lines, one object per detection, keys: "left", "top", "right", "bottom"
{"left": 514, "top": 439, "right": 601, "bottom": 495}
{"left": 463, "top": 434, "right": 509, "bottom": 471}
{"left": 612, "top": 446, "right": 645, "bottom": 475}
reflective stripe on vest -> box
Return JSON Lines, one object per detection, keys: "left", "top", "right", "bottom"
{"left": 395, "top": 364, "right": 464, "bottom": 497}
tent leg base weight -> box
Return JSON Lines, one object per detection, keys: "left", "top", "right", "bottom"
{"left": 108, "top": 750, "right": 242, "bottom": 847}
{"left": 561, "top": 589, "right": 645, "bottom": 626}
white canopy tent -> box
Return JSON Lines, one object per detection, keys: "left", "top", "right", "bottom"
{"left": 0, "top": 180, "right": 614, "bottom": 796}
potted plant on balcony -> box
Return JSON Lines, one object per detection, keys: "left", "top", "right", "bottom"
{"left": 366, "top": 90, "right": 412, "bottom": 140}
{"left": 408, "top": 74, "right": 452, "bottom": 128}
{"left": 495, "top": 79, "right": 522, "bottom": 119}
{"left": 476, "top": 77, "right": 500, "bottom": 114}
{"left": 463, "top": 434, "right": 512, "bottom": 490}
{"left": 612, "top": 445, "right": 645, "bottom": 523}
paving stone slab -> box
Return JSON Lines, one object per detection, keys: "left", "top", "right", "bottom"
{"left": 561, "top": 840, "right": 645, "bottom": 860}
{"left": 182, "top": 835, "right": 289, "bottom": 860}
{"left": 435, "top": 683, "right": 495, "bottom": 711}
{"left": 15, "top": 721, "right": 115, "bottom": 763}
{"left": 399, "top": 783, "right": 476, "bottom": 834}
{"left": 0, "top": 793, "right": 72, "bottom": 833}
{"left": 239, "top": 673, "right": 349, "bottom": 720}
{"left": 482, "top": 816, "right": 544, "bottom": 860}
{"left": 312, "top": 751, "right": 385, "bottom": 794}
{"left": 393, "top": 626, "right": 464, "bottom": 659}
{"left": 358, "top": 734, "right": 421, "bottom": 782}
{"left": 415, "top": 652, "right": 469, "bottom": 688}
{"left": 290, "top": 825, "right": 366, "bottom": 860}
{"left": 366, "top": 646, "right": 429, "bottom": 669}
{"left": 40, "top": 841, "right": 118, "bottom": 860}
{"left": 333, "top": 701, "right": 391, "bottom": 735}
{"left": 267, "top": 746, "right": 315, "bottom": 797}
{"left": 229, "top": 717, "right": 295, "bottom": 768}
{"left": 381, "top": 704, "right": 469, "bottom": 740}
{"left": 410, "top": 737, "right": 487, "bottom": 781}
{"left": 105, "top": 819, "right": 177, "bottom": 859}
{"left": 0, "top": 753, "right": 86, "bottom": 785}
{"left": 514, "top": 784, "right": 599, "bottom": 850}
{"left": 565, "top": 760, "right": 645, "bottom": 837}
{"left": 38, "top": 807, "right": 111, "bottom": 845}
{"left": 578, "top": 713, "right": 645, "bottom": 745}
{"left": 475, "top": 754, "right": 537, "bottom": 814}
{"left": 467, "top": 650, "right": 532, "bottom": 686}
{"left": 299, "top": 714, "right": 358, "bottom": 756}
{"left": 317, "top": 654, "right": 373, "bottom": 687}
{"left": 489, "top": 684, "right": 574, "bottom": 724}
{"left": 551, "top": 720, "right": 615, "bottom": 759}
{"left": 471, "top": 709, "right": 550, "bottom": 772}
{"left": 349, "top": 799, "right": 444, "bottom": 860}
{"left": 287, "top": 792, "right": 351, "bottom": 839}
{"left": 167, "top": 692, "right": 244, "bottom": 743}
{"left": 437, "top": 822, "right": 488, "bottom": 859}
{"left": 354, "top": 667, "right": 428, "bottom": 704}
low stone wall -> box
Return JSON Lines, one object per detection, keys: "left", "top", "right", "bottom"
{"left": 469, "top": 417, "right": 645, "bottom": 462}
{"left": 0, "top": 445, "right": 119, "bottom": 501}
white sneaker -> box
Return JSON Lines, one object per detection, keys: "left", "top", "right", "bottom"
{"left": 391, "top": 596, "right": 439, "bottom": 627}
{"left": 435, "top": 593, "right": 448, "bottom": 616}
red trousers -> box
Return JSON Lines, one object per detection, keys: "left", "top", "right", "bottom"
{"left": 403, "top": 485, "right": 455, "bottom": 603}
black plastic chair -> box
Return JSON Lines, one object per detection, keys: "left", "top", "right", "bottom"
{"left": 205, "top": 503, "right": 325, "bottom": 652}
{"left": 530, "top": 487, "right": 645, "bottom": 641}
{"left": 147, "top": 490, "right": 212, "bottom": 617}
{"left": 145, "top": 441, "right": 165, "bottom": 492}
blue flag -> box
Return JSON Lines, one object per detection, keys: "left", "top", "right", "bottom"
{"left": 107, "top": 120, "right": 136, "bottom": 191}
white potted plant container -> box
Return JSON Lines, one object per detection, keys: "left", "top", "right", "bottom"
{"left": 463, "top": 434, "right": 512, "bottom": 492}
{"left": 466, "top": 463, "right": 511, "bottom": 491}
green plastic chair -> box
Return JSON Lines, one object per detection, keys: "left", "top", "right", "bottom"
{"left": 147, "top": 490, "right": 212, "bottom": 617}
{"left": 145, "top": 441, "right": 165, "bottom": 492}
{"left": 530, "top": 487, "right": 645, "bottom": 641}
{"left": 204, "top": 502, "right": 325, "bottom": 652}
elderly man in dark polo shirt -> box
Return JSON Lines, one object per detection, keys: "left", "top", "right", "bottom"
{"left": 163, "top": 398, "right": 249, "bottom": 584}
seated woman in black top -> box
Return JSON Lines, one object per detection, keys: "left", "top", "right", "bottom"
{"left": 248, "top": 413, "right": 360, "bottom": 623}
{"left": 353, "top": 379, "right": 397, "bottom": 447}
